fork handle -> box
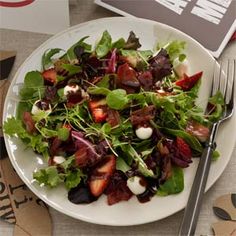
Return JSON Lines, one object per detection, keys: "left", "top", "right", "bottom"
{"left": 178, "top": 123, "right": 219, "bottom": 236}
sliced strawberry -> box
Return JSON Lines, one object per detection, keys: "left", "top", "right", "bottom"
{"left": 176, "top": 137, "right": 192, "bottom": 160}
{"left": 175, "top": 71, "right": 203, "bottom": 91}
{"left": 42, "top": 68, "right": 57, "bottom": 84}
{"left": 186, "top": 120, "right": 210, "bottom": 142}
{"left": 89, "top": 99, "right": 107, "bottom": 123}
{"left": 89, "top": 155, "right": 116, "bottom": 197}
{"left": 22, "top": 111, "right": 36, "bottom": 134}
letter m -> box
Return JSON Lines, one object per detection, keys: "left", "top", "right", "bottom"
{"left": 191, "top": 0, "right": 227, "bottom": 25}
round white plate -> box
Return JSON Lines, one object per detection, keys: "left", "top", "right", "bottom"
{"left": 3, "top": 17, "right": 236, "bottom": 226}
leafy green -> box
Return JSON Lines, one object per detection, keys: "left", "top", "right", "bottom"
{"left": 95, "top": 30, "right": 112, "bottom": 58}
{"left": 124, "top": 144, "right": 154, "bottom": 177}
{"left": 207, "top": 91, "right": 224, "bottom": 122}
{"left": 212, "top": 150, "right": 220, "bottom": 161}
{"left": 66, "top": 36, "right": 91, "bottom": 61}
{"left": 61, "top": 64, "right": 82, "bottom": 76}
{"left": 157, "top": 166, "right": 184, "bottom": 196}
{"left": 42, "top": 48, "right": 63, "bottom": 70}
{"left": 112, "top": 38, "right": 126, "bottom": 49}
{"left": 165, "top": 40, "right": 186, "bottom": 62}
{"left": 19, "top": 71, "right": 45, "bottom": 100}
{"left": 65, "top": 169, "right": 83, "bottom": 189}
{"left": 3, "top": 117, "right": 49, "bottom": 156}
{"left": 161, "top": 127, "right": 203, "bottom": 153}
{"left": 106, "top": 89, "right": 129, "bottom": 110}
{"left": 16, "top": 101, "right": 32, "bottom": 119}
{"left": 116, "top": 156, "right": 131, "bottom": 172}
{"left": 87, "top": 86, "right": 110, "bottom": 96}
{"left": 58, "top": 127, "right": 70, "bottom": 141}
{"left": 33, "top": 166, "right": 64, "bottom": 188}
{"left": 96, "top": 74, "right": 110, "bottom": 88}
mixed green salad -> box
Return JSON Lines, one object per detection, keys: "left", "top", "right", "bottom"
{"left": 3, "top": 31, "right": 224, "bottom": 205}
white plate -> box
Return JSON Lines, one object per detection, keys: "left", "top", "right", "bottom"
{"left": 3, "top": 17, "right": 236, "bottom": 226}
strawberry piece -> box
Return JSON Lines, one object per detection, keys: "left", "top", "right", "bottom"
{"left": 89, "top": 99, "right": 107, "bottom": 123}
{"left": 89, "top": 155, "right": 116, "bottom": 197}
{"left": 176, "top": 137, "right": 192, "bottom": 160}
{"left": 42, "top": 68, "right": 57, "bottom": 84}
{"left": 175, "top": 71, "right": 203, "bottom": 91}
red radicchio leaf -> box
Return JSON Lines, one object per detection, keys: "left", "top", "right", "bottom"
{"left": 106, "top": 48, "right": 117, "bottom": 74}
{"left": 148, "top": 48, "right": 172, "bottom": 81}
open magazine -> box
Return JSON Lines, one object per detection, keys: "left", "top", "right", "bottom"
{"left": 95, "top": 0, "right": 236, "bottom": 58}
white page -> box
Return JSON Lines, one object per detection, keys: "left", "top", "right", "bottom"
{"left": 0, "top": 0, "right": 70, "bottom": 34}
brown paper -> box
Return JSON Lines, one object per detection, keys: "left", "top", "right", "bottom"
{"left": 213, "top": 194, "right": 236, "bottom": 221}
{"left": 0, "top": 158, "right": 52, "bottom": 236}
{"left": 0, "top": 52, "right": 52, "bottom": 236}
{"left": 212, "top": 221, "right": 236, "bottom": 236}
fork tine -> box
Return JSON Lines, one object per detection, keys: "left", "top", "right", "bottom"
{"left": 212, "top": 61, "right": 221, "bottom": 96}
{"left": 219, "top": 60, "right": 228, "bottom": 99}
{"left": 226, "top": 59, "right": 235, "bottom": 105}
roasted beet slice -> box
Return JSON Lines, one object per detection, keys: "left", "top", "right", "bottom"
{"left": 117, "top": 63, "right": 140, "bottom": 93}
{"left": 22, "top": 112, "right": 37, "bottom": 134}
{"left": 131, "top": 105, "right": 156, "bottom": 126}
{"left": 105, "top": 170, "right": 133, "bottom": 205}
{"left": 106, "top": 109, "right": 120, "bottom": 127}
{"left": 68, "top": 183, "right": 97, "bottom": 204}
{"left": 137, "top": 71, "right": 153, "bottom": 91}
{"left": 49, "top": 137, "right": 62, "bottom": 156}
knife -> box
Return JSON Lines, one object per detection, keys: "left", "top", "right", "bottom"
{"left": 0, "top": 50, "right": 16, "bottom": 160}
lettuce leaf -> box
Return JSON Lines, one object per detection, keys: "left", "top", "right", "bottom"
{"left": 157, "top": 166, "right": 184, "bottom": 196}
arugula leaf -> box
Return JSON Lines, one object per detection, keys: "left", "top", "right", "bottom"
{"left": 66, "top": 36, "right": 91, "bottom": 61}
{"left": 42, "top": 48, "right": 64, "bottom": 70}
{"left": 207, "top": 91, "right": 224, "bottom": 122}
{"left": 124, "top": 144, "right": 154, "bottom": 177}
{"left": 96, "top": 74, "right": 110, "bottom": 88}
{"left": 19, "top": 71, "right": 45, "bottom": 100}
{"left": 87, "top": 86, "right": 110, "bottom": 96}
{"left": 106, "top": 89, "right": 129, "bottom": 110}
{"left": 33, "top": 166, "right": 64, "bottom": 188}
{"left": 95, "top": 30, "right": 112, "bottom": 58}
{"left": 61, "top": 64, "right": 82, "bottom": 76}
{"left": 116, "top": 156, "right": 131, "bottom": 172}
{"left": 157, "top": 166, "right": 184, "bottom": 196}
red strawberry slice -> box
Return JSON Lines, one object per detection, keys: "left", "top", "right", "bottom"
{"left": 89, "top": 99, "right": 107, "bottom": 123}
{"left": 176, "top": 137, "right": 192, "bottom": 160}
{"left": 42, "top": 68, "right": 57, "bottom": 84}
{"left": 89, "top": 155, "right": 116, "bottom": 197}
{"left": 175, "top": 71, "right": 203, "bottom": 91}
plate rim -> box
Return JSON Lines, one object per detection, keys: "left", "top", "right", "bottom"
{"left": 3, "top": 16, "right": 235, "bottom": 226}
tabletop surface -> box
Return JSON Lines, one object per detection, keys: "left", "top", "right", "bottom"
{"left": 0, "top": 1, "right": 236, "bottom": 235}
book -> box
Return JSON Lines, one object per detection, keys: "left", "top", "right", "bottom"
{"left": 95, "top": 0, "right": 236, "bottom": 58}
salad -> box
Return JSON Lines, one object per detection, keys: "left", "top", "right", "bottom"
{"left": 3, "top": 31, "right": 224, "bottom": 205}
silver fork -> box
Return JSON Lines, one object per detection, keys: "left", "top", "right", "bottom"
{"left": 178, "top": 59, "right": 235, "bottom": 236}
